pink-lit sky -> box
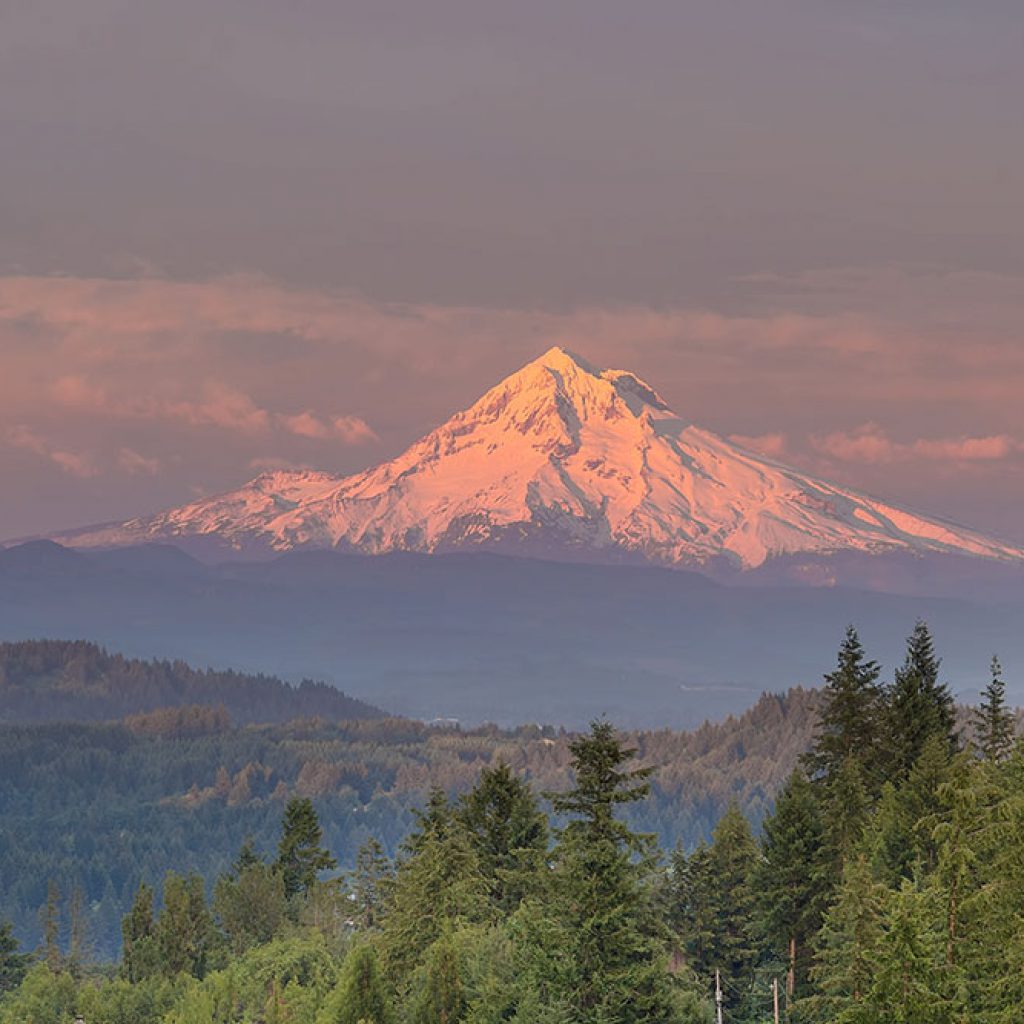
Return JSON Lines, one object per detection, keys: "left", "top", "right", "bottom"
{"left": 2, "top": 2, "right": 1023, "bottom": 543}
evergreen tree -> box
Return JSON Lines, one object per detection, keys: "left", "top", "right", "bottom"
{"left": 862, "top": 882, "right": 954, "bottom": 1023}
{"left": 39, "top": 879, "right": 61, "bottom": 973}
{"left": 233, "top": 836, "right": 263, "bottom": 875}
{"left": 67, "top": 885, "right": 91, "bottom": 979}
{"left": 809, "top": 854, "right": 885, "bottom": 1019}
{"left": 821, "top": 755, "right": 870, "bottom": 880}
{"left": 379, "top": 801, "right": 487, "bottom": 984}
{"left": 214, "top": 859, "right": 288, "bottom": 954}
{"left": 669, "top": 840, "right": 718, "bottom": 976}
{"left": 350, "top": 838, "right": 393, "bottom": 930}
{"left": 275, "top": 797, "right": 338, "bottom": 902}
{"left": 457, "top": 762, "right": 548, "bottom": 911}
{"left": 963, "top": 747, "right": 1024, "bottom": 1019}
{"left": 754, "top": 770, "right": 828, "bottom": 1000}
{"left": 121, "top": 881, "right": 160, "bottom": 982}
{"left": 863, "top": 782, "right": 917, "bottom": 886}
{"left": 545, "top": 719, "right": 685, "bottom": 1023}
{"left": 155, "top": 871, "right": 217, "bottom": 979}
{"left": 804, "top": 626, "right": 885, "bottom": 793}
{"left": 0, "top": 920, "right": 31, "bottom": 993}
{"left": 703, "top": 803, "right": 760, "bottom": 1001}
{"left": 973, "top": 656, "right": 1015, "bottom": 763}
{"left": 408, "top": 934, "right": 466, "bottom": 1024}
{"left": 318, "top": 943, "right": 393, "bottom": 1024}
{"left": 886, "top": 621, "right": 957, "bottom": 777}
{"left": 403, "top": 787, "right": 458, "bottom": 854}
{"left": 899, "top": 735, "right": 959, "bottom": 874}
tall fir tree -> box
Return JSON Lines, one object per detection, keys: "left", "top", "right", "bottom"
{"left": 863, "top": 782, "right": 917, "bottom": 887}
{"left": 821, "top": 755, "right": 870, "bottom": 881}
{"left": 886, "top": 620, "right": 957, "bottom": 778}
{"left": 862, "top": 882, "right": 954, "bottom": 1023}
{"left": 669, "top": 840, "right": 716, "bottom": 977}
{"left": 403, "top": 787, "right": 459, "bottom": 854}
{"left": 456, "top": 762, "right": 548, "bottom": 912}
{"left": 899, "top": 735, "right": 959, "bottom": 874}
{"left": 754, "top": 770, "right": 828, "bottom": 1000}
{"left": 703, "top": 803, "right": 761, "bottom": 1001}
{"left": 804, "top": 626, "right": 885, "bottom": 794}
{"left": 808, "top": 854, "right": 885, "bottom": 1019}
{"left": 545, "top": 719, "right": 685, "bottom": 1023}
{"left": 155, "top": 871, "right": 217, "bottom": 979}
{"left": 379, "top": 792, "right": 488, "bottom": 985}
{"left": 275, "top": 797, "right": 338, "bottom": 902}
{"left": 121, "top": 882, "right": 160, "bottom": 982}
{"left": 973, "top": 656, "right": 1015, "bottom": 763}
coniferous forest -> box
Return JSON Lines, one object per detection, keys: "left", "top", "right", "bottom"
{"left": 1, "top": 623, "right": 1023, "bottom": 1023}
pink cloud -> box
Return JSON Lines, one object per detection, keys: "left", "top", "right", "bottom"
{"left": 6, "top": 425, "right": 97, "bottom": 478}
{"left": 329, "top": 415, "right": 378, "bottom": 445}
{"left": 51, "top": 375, "right": 375, "bottom": 445}
{"left": 118, "top": 447, "right": 161, "bottom": 475}
{"left": 911, "top": 436, "right": 1017, "bottom": 461}
{"left": 277, "top": 410, "right": 376, "bottom": 443}
{"left": 812, "top": 423, "right": 1021, "bottom": 465}
{"left": 165, "top": 385, "right": 271, "bottom": 435}
{"left": 279, "top": 411, "right": 331, "bottom": 439}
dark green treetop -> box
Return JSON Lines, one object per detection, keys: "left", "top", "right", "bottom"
{"left": 275, "top": 797, "right": 338, "bottom": 901}
{"left": 973, "top": 656, "right": 1015, "bottom": 763}
{"left": 803, "top": 626, "right": 884, "bottom": 792}
{"left": 456, "top": 762, "right": 548, "bottom": 911}
{"left": 887, "top": 621, "right": 957, "bottom": 777}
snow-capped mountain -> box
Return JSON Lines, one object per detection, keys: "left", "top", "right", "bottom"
{"left": 48, "top": 348, "right": 1024, "bottom": 571}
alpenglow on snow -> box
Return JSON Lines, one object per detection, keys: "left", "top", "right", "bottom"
{"left": 45, "top": 348, "right": 1024, "bottom": 570}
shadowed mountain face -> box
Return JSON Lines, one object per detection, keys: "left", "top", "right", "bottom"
{"left": 41, "top": 348, "right": 1024, "bottom": 575}
{"left": 1, "top": 541, "right": 1021, "bottom": 728}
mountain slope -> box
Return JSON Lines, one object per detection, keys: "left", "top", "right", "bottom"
{"left": 46, "top": 347, "right": 1024, "bottom": 570}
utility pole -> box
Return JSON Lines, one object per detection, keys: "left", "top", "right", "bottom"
{"left": 772, "top": 977, "right": 780, "bottom": 1024}
{"left": 715, "top": 968, "right": 724, "bottom": 1024}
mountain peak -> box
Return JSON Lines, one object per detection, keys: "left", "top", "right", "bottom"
{"left": 42, "top": 351, "right": 1024, "bottom": 573}
{"left": 532, "top": 345, "right": 598, "bottom": 374}
{"left": 483, "top": 346, "right": 673, "bottom": 427}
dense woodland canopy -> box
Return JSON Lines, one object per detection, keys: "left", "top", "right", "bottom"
{"left": 0, "top": 674, "right": 815, "bottom": 957}
{"left": 1, "top": 623, "right": 1022, "bottom": 1023}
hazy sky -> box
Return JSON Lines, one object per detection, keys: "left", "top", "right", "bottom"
{"left": 2, "top": 2, "right": 1023, "bottom": 542}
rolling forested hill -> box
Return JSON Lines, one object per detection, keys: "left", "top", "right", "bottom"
{"left": 0, "top": 677, "right": 819, "bottom": 956}
{"left": 0, "top": 639, "right": 384, "bottom": 724}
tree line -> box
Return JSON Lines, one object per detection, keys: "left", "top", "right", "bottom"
{"left": 1, "top": 620, "right": 1022, "bottom": 1022}
{"left": 0, "top": 639, "right": 384, "bottom": 724}
{"left": 0, "top": 689, "right": 817, "bottom": 956}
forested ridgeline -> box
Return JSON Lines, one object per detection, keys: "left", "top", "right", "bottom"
{"left": 0, "top": 685, "right": 818, "bottom": 958}
{"left": 0, "top": 640, "right": 385, "bottom": 724}
{"left": 0, "top": 624, "right": 1022, "bottom": 1023}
